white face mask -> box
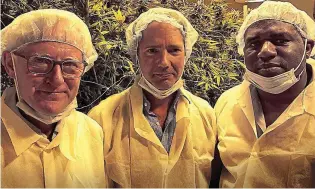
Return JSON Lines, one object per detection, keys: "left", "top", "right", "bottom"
{"left": 243, "top": 39, "right": 308, "bottom": 94}
{"left": 138, "top": 75, "right": 183, "bottom": 99}
{"left": 136, "top": 55, "right": 184, "bottom": 99}
{"left": 12, "top": 53, "right": 77, "bottom": 124}
{"left": 16, "top": 98, "right": 77, "bottom": 125}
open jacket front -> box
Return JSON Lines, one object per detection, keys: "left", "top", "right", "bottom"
{"left": 88, "top": 81, "right": 217, "bottom": 188}
{"left": 215, "top": 60, "right": 315, "bottom": 188}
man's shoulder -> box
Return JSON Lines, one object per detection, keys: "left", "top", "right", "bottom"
{"left": 87, "top": 88, "right": 132, "bottom": 127}
{"left": 219, "top": 84, "right": 244, "bottom": 102}
{"left": 185, "top": 90, "right": 212, "bottom": 108}
{"left": 89, "top": 88, "right": 131, "bottom": 116}
{"left": 181, "top": 89, "right": 215, "bottom": 117}
{"left": 214, "top": 83, "right": 246, "bottom": 116}
{"left": 66, "top": 110, "right": 103, "bottom": 139}
{"left": 70, "top": 110, "right": 100, "bottom": 125}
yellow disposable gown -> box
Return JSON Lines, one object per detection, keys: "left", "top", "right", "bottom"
{"left": 88, "top": 81, "right": 216, "bottom": 188}
{"left": 1, "top": 87, "right": 106, "bottom": 188}
{"left": 215, "top": 61, "right": 315, "bottom": 188}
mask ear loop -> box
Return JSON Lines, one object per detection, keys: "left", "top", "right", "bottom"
{"left": 135, "top": 54, "right": 142, "bottom": 76}
{"left": 10, "top": 52, "right": 23, "bottom": 103}
{"left": 295, "top": 38, "right": 308, "bottom": 80}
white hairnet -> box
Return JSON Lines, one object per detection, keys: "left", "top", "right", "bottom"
{"left": 1, "top": 9, "right": 97, "bottom": 72}
{"left": 236, "top": 1, "right": 315, "bottom": 56}
{"left": 125, "top": 7, "right": 198, "bottom": 62}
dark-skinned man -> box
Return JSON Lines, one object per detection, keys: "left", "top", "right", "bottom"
{"left": 214, "top": 1, "right": 315, "bottom": 188}
{"left": 88, "top": 8, "right": 217, "bottom": 188}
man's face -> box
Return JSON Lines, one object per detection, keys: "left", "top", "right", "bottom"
{"left": 9, "top": 42, "right": 82, "bottom": 115}
{"left": 244, "top": 20, "right": 310, "bottom": 77}
{"left": 138, "top": 21, "right": 185, "bottom": 90}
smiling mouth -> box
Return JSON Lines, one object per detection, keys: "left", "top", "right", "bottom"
{"left": 37, "top": 90, "right": 67, "bottom": 101}
{"left": 37, "top": 90, "right": 67, "bottom": 97}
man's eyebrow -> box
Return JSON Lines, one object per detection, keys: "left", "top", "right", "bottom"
{"left": 32, "top": 53, "right": 52, "bottom": 57}
{"left": 168, "top": 44, "right": 183, "bottom": 48}
{"left": 245, "top": 36, "right": 260, "bottom": 43}
{"left": 63, "top": 57, "right": 81, "bottom": 61}
{"left": 144, "top": 44, "right": 161, "bottom": 49}
{"left": 245, "top": 31, "right": 293, "bottom": 43}
{"left": 30, "top": 53, "right": 80, "bottom": 61}
{"left": 270, "top": 32, "right": 292, "bottom": 39}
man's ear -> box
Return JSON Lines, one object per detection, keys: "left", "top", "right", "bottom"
{"left": 2, "top": 51, "right": 16, "bottom": 79}
{"left": 306, "top": 39, "right": 314, "bottom": 58}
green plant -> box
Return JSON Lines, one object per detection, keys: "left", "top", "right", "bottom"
{"left": 1, "top": 0, "right": 244, "bottom": 113}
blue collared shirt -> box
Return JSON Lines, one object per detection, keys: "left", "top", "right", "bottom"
{"left": 142, "top": 90, "right": 181, "bottom": 153}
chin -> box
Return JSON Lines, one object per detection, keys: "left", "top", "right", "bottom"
{"left": 152, "top": 79, "right": 176, "bottom": 89}
{"left": 36, "top": 102, "right": 69, "bottom": 116}
{"left": 257, "top": 69, "right": 285, "bottom": 77}
{"left": 155, "top": 82, "right": 174, "bottom": 90}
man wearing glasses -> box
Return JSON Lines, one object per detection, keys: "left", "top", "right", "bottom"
{"left": 1, "top": 9, "right": 106, "bottom": 187}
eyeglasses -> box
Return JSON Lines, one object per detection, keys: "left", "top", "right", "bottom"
{"left": 13, "top": 52, "right": 87, "bottom": 78}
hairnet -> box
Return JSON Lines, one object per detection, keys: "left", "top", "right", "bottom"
{"left": 1, "top": 9, "right": 97, "bottom": 72}
{"left": 236, "top": 1, "right": 315, "bottom": 56}
{"left": 125, "top": 7, "right": 198, "bottom": 62}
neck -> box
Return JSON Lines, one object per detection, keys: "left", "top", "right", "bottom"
{"left": 143, "top": 90, "right": 176, "bottom": 110}
{"left": 143, "top": 90, "right": 177, "bottom": 129}
{"left": 20, "top": 110, "right": 57, "bottom": 137}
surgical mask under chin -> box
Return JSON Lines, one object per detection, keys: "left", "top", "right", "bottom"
{"left": 138, "top": 75, "right": 183, "bottom": 99}
{"left": 243, "top": 39, "right": 308, "bottom": 94}
{"left": 136, "top": 56, "right": 184, "bottom": 99}
{"left": 11, "top": 53, "right": 77, "bottom": 125}
{"left": 16, "top": 98, "right": 77, "bottom": 125}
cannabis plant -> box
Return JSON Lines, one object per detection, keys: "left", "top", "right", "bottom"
{"left": 1, "top": 0, "right": 244, "bottom": 113}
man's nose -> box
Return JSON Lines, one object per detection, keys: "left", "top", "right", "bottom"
{"left": 257, "top": 41, "right": 277, "bottom": 62}
{"left": 45, "top": 65, "right": 65, "bottom": 86}
{"left": 158, "top": 50, "right": 170, "bottom": 68}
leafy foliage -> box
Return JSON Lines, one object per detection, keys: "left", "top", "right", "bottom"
{"left": 1, "top": 0, "right": 244, "bottom": 113}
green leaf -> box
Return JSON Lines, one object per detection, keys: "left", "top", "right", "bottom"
{"left": 215, "top": 76, "right": 221, "bottom": 85}
{"left": 101, "top": 30, "right": 109, "bottom": 35}
{"left": 97, "top": 41, "right": 107, "bottom": 46}
{"left": 236, "top": 60, "right": 246, "bottom": 69}
{"left": 113, "top": 9, "right": 126, "bottom": 24}
{"left": 127, "top": 61, "right": 135, "bottom": 73}
{"left": 197, "top": 81, "right": 205, "bottom": 86}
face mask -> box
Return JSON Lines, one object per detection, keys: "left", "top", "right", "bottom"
{"left": 138, "top": 75, "right": 183, "bottom": 99}
{"left": 243, "top": 39, "right": 308, "bottom": 94}
{"left": 16, "top": 98, "right": 77, "bottom": 125}
{"left": 136, "top": 55, "right": 184, "bottom": 99}
{"left": 11, "top": 53, "right": 77, "bottom": 124}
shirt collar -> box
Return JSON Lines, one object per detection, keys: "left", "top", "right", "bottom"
{"left": 302, "top": 61, "right": 315, "bottom": 116}
{"left": 48, "top": 116, "right": 78, "bottom": 161}
{"left": 130, "top": 77, "right": 191, "bottom": 147}
{"left": 284, "top": 62, "right": 315, "bottom": 117}
{"left": 1, "top": 87, "right": 42, "bottom": 156}
{"left": 142, "top": 90, "right": 182, "bottom": 115}
{"left": 1, "top": 87, "right": 78, "bottom": 161}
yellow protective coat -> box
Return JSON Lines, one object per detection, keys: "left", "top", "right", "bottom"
{"left": 215, "top": 61, "right": 315, "bottom": 188}
{"left": 1, "top": 87, "right": 106, "bottom": 188}
{"left": 88, "top": 82, "right": 216, "bottom": 188}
